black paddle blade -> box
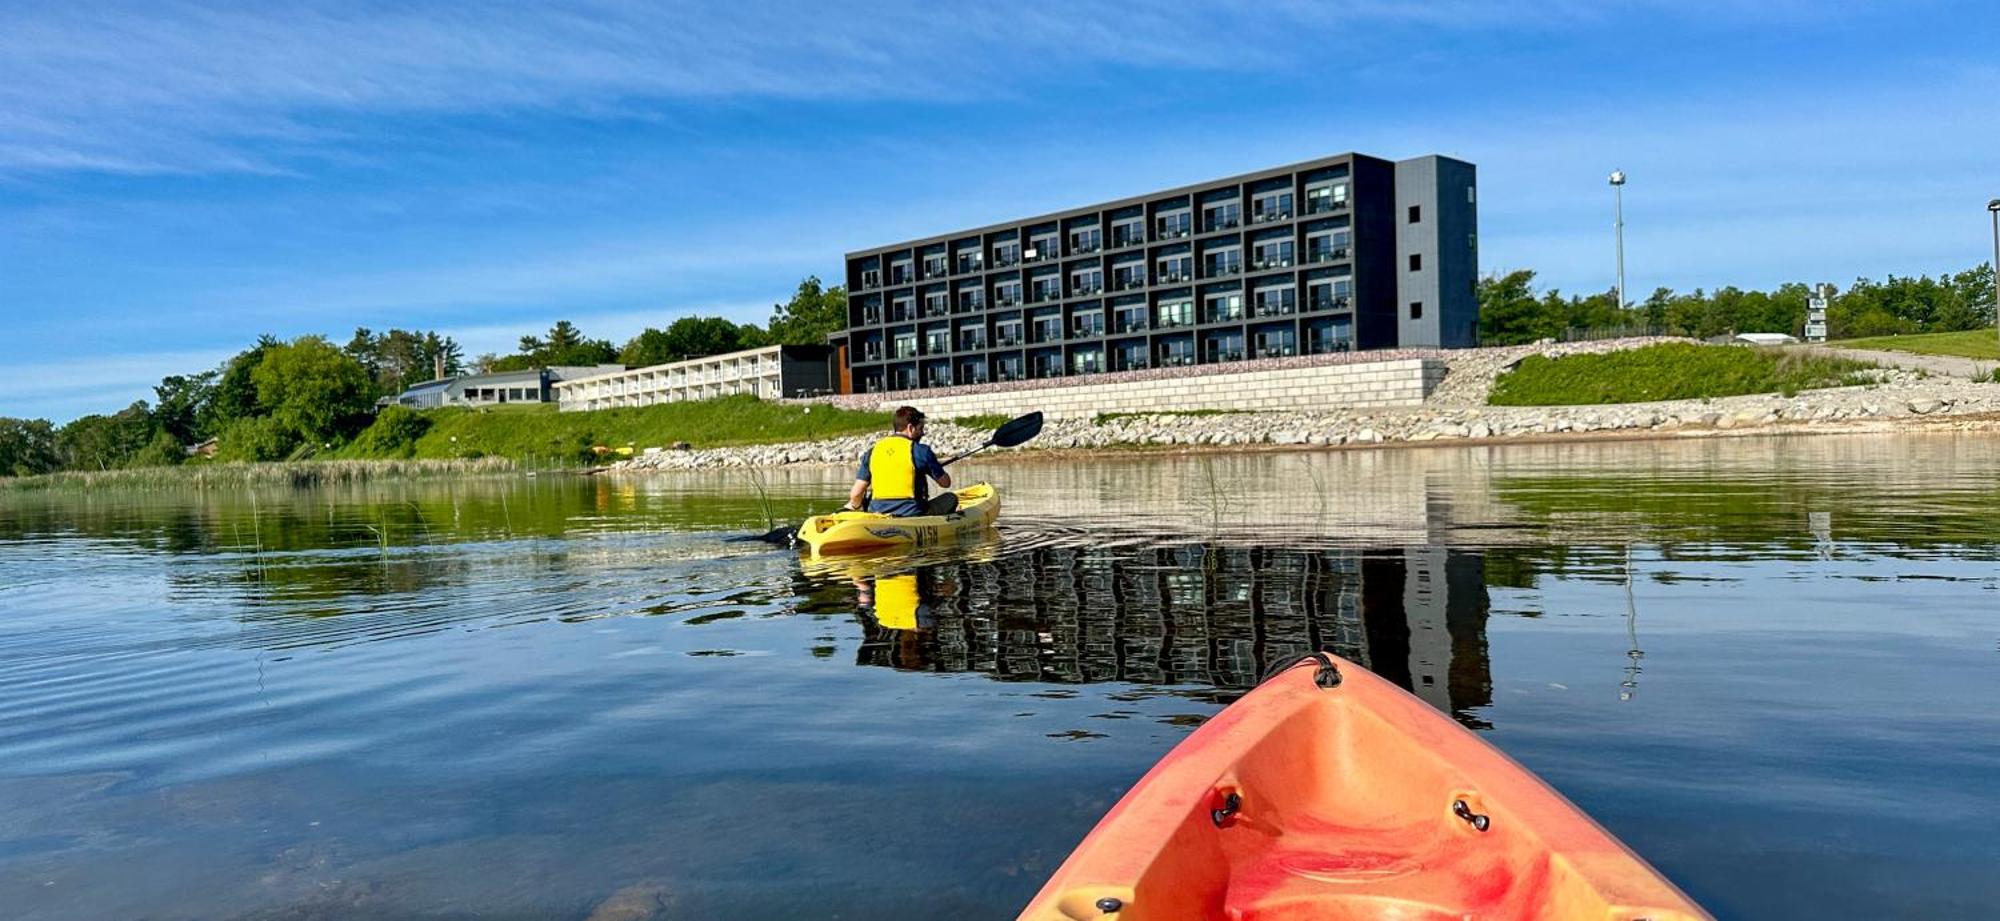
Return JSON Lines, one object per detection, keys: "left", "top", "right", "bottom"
{"left": 989, "top": 411, "right": 1044, "bottom": 448}
{"left": 728, "top": 525, "right": 800, "bottom": 546}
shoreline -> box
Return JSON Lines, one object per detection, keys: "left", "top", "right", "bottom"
{"left": 606, "top": 376, "right": 2000, "bottom": 474}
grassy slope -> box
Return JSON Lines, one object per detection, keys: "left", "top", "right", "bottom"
{"left": 337, "top": 395, "right": 892, "bottom": 463}
{"left": 1832, "top": 330, "right": 2000, "bottom": 361}
{"left": 1489, "top": 342, "right": 1875, "bottom": 406}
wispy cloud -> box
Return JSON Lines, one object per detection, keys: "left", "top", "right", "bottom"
{"left": 0, "top": 0, "right": 1840, "bottom": 177}
{"left": 4, "top": 348, "right": 236, "bottom": 422}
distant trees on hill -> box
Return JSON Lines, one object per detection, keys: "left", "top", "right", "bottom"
{"left": 1479, "top": 262, "right": 1995, "bottom": 345}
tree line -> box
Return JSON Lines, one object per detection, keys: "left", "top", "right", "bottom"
{"left": 1478, "top": 261, "right": 1996, "bottom": 345}
{"left": 1, "top": 278, "right": 849, "bottom": 477}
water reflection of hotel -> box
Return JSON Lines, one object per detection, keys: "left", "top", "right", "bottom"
{"left": 848, "top": 544, "right": 1491, "bottom": 717}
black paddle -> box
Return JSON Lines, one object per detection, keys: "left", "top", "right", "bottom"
{"left": 938, "top": 411, "right": 1043, "bottom": 466}
{"left": 733, "top": 411, "right": 1045, "bottom": 546}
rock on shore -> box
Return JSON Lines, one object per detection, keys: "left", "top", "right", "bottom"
{"left": 606, "top": 343, "right": 2000, "bottom": 473}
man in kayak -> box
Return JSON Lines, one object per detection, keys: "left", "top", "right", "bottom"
{"left": 842, "top": 406, "right": 958, "bottom": 516}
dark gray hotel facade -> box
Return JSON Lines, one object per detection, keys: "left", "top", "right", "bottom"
{"left": 838, "top": 153, "right": 1477, "bottom": 394}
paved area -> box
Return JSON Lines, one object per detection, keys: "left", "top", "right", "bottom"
{"left": 1808, "top": 345, "right": 1995, "bottom": 379}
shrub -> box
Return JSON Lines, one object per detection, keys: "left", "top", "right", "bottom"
{"left": 347, "top": 406, "right": 432, "bottom": 458}
{"left": 215, "top": 416, "right": 298, "bottom": 462}
{"left": 125, "top": 431, "right": 186, "bottom": 468}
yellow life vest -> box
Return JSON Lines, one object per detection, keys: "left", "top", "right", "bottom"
{"left": 866, "top": 435, "right": 919, "bottom": 500}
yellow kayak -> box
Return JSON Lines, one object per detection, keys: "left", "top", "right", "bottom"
{"left": 795, "top": 483, "right": 1000, "bottom": 557}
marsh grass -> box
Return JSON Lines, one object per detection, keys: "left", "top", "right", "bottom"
{"left": 3, "top": 458, "right": 518, "bottom": 492}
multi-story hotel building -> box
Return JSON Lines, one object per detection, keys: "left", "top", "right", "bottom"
{"left": 837, "top": 153, "right": 1477, "bottom": 394}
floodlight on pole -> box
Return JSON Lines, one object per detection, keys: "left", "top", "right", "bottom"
{"left": 1610, "top": 171, "right": 1628, "bottom": 311}
{"left": 1989, "top": 198, "right": 2000, "bottom": 348}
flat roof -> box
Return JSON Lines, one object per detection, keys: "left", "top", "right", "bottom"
{"left": 846, "top": 152, "right": 1414, "bottom": 259}
{"left": 552, "top": 343, "right": 786, "bottom": 389}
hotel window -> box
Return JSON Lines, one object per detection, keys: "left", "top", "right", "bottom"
{"left": 1204, "top": 331, "right": 1245, "bottom": 363}
{"left": 995, "top": 281, "right": 1022, "bottom": 307}
{"left": 1032, "top": 314, "right": 1063, "bottom": 343}
{"left": 1253, "top": 239, "right": 1293, "bottom": 269}
{"left": 1069, "top": 226, "right": 1102, "bottom": 253}
{"left": 1157, "top": 254, "right": 1192, "bottom": 283}
{"left": 925, "top": 292, "right": 949, "bottom": 316}
{"left": 1028, "top": 235, "right": 1059, "bottom": 261}
{"left": 1305, "top": 182, "right": 1349, "bottom": 214}
{"left": 957, "top": 289, "right": 984, "bottom": 311}
{"left": 1203, "top": 247, "right": 1242, "bottom": 277}
{"left": 1309, "top": 278, "right": 1354, "bottom": 310}
{"left": 1155, "top": 299, "right": 1194, "bottom": 329}
{"left": 1156, "top": 210, "right": 1192, "bottom": 239}
{"left": 1252, "top": 191, "right": 1293, "bottom": 222}
{"left": 1307, "top": 230, "right": 1351, "bottom": 262}
{"left": 1111, "top": 219, "right": 1145, "bottom": 247}
{"left": 889, "top": 259, "right": 913, "bottom": 283}
{"left": 1253, "top": 287, "right": 1296, "bottom": 316}
{"left": 893, "top": 333, "right": 917, "bottom": 359}
{"left": 1202, "top": 201, "right": 1241, "bottom": 232}
{"left": 1071, "top": 267, "right": 1103, "bottom": 295}
{"left": 993, "top": 241, "right": 1021, "bottom": 267}
{"left": 995, "top": 320, "right": 1024, "bottom": 346}
{"left": 1113, "top": 303, "right": 1148, "bottom": 333}
{"left": 922, "top": 253, "right": 947, "bottom": 278}
{"left": 955, "top": 249, "right": 983, "bottom": 273}
{"left": 1072, "top": 309, "right": 1105, "bottom": 338}
{"left": 1071, "top": 348, "right": 1103, "bottom": 375}
{"left": 1112, "top": 261, "right": 1147, "bottom": 290}
{"left": 1204, "top": 292, "right": 1243, "bottom": 323}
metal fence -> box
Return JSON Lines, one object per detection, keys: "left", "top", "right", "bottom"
{"left": 1559, "top": 324, "right": 1666, "bottom": 342}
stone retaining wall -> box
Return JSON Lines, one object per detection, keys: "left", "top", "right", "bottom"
{"left": 856, "top": 357, "right": 1447, "bottom": 420}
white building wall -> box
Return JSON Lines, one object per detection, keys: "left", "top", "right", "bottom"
{"left": 554, "top": 345, "right": 787, "bottom": 411}
{"left": 861, "top": 357, "right": 1444, "bottom": 420}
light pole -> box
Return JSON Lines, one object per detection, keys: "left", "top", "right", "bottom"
{"left": 1610, "top": 171, "right": 1628, "bottom": 311}
{"left": 1988, "top": 199, "right": 1999, "bottom": 347}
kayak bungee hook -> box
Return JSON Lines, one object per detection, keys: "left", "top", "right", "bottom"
{"left": 1211, "top": 791, "right": 1242, "bottom": 828}
{"left": 1452, "top": 799, "right": 1491, "bottom": 832}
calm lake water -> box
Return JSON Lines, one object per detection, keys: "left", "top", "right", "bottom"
{"left": 3, "top": 435, "right": 1998, "bottom": 920}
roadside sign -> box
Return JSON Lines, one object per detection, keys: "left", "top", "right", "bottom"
{"left": 1806, "top": 286, "right": 1829, "bottom": 342}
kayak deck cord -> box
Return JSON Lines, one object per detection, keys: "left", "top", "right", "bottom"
{"left": 1262, "top": 651, "right": 1344, "bottom": 689}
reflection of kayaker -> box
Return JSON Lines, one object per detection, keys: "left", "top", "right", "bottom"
{"left": 859, "top": 570, "right": 955, "bottom": 632}
{"left": 855, "top": 569, "right": 958, "bottom": 670}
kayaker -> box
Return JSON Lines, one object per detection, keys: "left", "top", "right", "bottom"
{"left": 843, "top": 406, "right": 958, "bottom": 516}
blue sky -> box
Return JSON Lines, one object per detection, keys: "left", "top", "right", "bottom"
{"left": 2, "top": 0, "right": 1997, "bottom": 422}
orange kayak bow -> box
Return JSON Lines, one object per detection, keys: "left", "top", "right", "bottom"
{"left": 1019, "top": 654, "right": 1709, "bottom": 921}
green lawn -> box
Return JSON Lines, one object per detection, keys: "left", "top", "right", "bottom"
{"left": 1489, "top": 342, "right": 1876, "bottom": 406}
{"left": 335, "top": 395, "right": 892, "bottom": 464}
{"left": 1831, "top": 330, "right": 2000, "bottom": 361}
